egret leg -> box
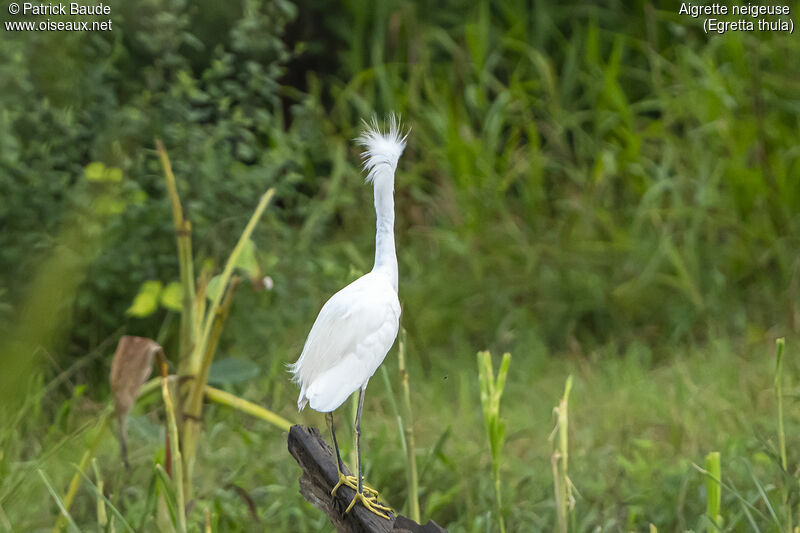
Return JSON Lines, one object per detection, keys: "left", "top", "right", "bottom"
{"left": 355, "top": 388, "right": 365, "bottom": 494}
{"left": 329, "top": 412, "right": 362, "bottom": 496}
{"left": 329, "top": 409, "right": 380, "bottom": 498}
{"left": 344, "top": 388, "right": 391, "bottom": 519}
{"left": 328, "top": 412, "right": 346, "bottom": 472}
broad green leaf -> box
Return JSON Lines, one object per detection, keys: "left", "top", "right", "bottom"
{"left": 94, "top": 194, "right": 126, "bottom": 216}
{"left": 85, "top": 162, "right": 124, "bottom": 183}
{"left": 160, "top": 282, "right": 183, "bottom": 312}
{"left": 208, "top": 357, "right": 260, "bottom": 385}
{"left": 234, "top": 238, "right": 260, "bottom": 279}
{"left": 126, "top": 281, "right": 162, "bottom": 317}
{"left": 104, "top": 167, "right": 123, "bottom": 182}
{"left": 85, "top": 162, "right": 106, "bottom": 181}
{"left": 205, "top": 275, "right": 223, "bottom": 302}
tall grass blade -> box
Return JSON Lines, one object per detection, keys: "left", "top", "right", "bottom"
{"left": 72, "top": 466, "right": 135, "bottom": 533}
{"left": 154, "top": 464, "right": 179, "bottom": 527}
{"left": 774, "top": 338, "right": 786, "bottom": 471}
{"left": 52, "top": 408, "right": 113, "bottom": 533}
{"left": 39, "top": 469, "right": 80, "bottom": 533}
{"left": 91, "top": 459, "right": 107, "bottom": 527}
{"left": 692, "top": 463, "right": 769, "bottom": 523}
{"left": 0, "top": 504, "right": 11, "bottom": 531}
{"left": 161, "top": 371, "right": 187, "bottom": 533}
{"left": 745, "top": 463, "right": 781, "bottom": 528}
{"left": 397, "top": 329, "right": 420, "bottom": 522}
{"left": 772, "top": 338, "right": 794, "bottom": 531}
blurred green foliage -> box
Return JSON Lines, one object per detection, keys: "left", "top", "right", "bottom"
{"left": 2, "top": 0, "right": 798, "bottom": 362}
{"left": 0, "top": 0, "right": 301, "bottom": 350}
{"left": 1, "top": 0, "right": 799, "bottom": 531}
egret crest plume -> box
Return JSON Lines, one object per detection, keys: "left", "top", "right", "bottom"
{"left": 357, "top": 115, "right": 408, "bottom": 184}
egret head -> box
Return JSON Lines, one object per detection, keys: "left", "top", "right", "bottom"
{"left": 357, "top": 114, "right": 408, "bottom": 185}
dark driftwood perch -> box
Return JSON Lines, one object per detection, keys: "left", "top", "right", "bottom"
{"left": 288, "top": 425, "right": 448, "bottom": 533}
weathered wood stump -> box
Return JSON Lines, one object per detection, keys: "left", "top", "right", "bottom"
{"left": 288, "top": 425, "right": 448, "bottom": 533}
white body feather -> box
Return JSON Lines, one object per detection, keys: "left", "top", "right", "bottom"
{"left": 290, "top": 117, "right": 407, "bottom": 412}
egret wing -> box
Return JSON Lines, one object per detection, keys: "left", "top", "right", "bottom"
{"left": 290, "top": 274, "right": 400, "bottom": 411}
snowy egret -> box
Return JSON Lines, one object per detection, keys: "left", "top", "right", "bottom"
{"left": 290, "top": 116, "right": 408, "bottom": 519}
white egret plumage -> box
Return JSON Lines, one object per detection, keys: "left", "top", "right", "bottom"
{"left": 290, "top": 116, "right": 407, "bottom": 519}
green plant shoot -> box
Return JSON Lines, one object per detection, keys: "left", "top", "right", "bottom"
{"left": 477, "top": 351, "right": 511, "bottom": 533}
{"left": 705, "top": 451, "right": 722, "bottom": 531}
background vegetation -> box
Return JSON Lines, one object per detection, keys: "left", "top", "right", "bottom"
{"left": 1, "top": 0, "right": 799, "bottom": 531}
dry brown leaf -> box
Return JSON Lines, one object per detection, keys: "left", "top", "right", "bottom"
{"left": 110, "top": 335, "right": 162, "bottom": 467}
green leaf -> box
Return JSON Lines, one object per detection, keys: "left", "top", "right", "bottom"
{"left": 495, "top": 353, "right": 511, "bottom": 399}
{"left": 154, "top": 464, "right": 179, "bottom": 528}
{"left": 72, "top": 466, "right": 135, "bottom": 532}
{"left": 234, "top": 238, "right": 261, "bottom": 279}
{"left": 104, "top": 167, "right": 123, "bottom": 182}
{"left": 205, "top": 275, "right": 223, "bottom": 302}
{"left": 85, "top": 162, "right": 106, "bottom": 181}
{"left": 160, "top": 282, "right": 183, "bottom": 312}
{"left": 126, "top": 281, "right": 163, "bottom": 317}
{"left": 94, "top": 194, "right": 126, "bottom": 215}
{"left": 38, "top": 469, "right": 80, "bottom": 533}
{"left": 85, "top": 162, "right": 123, "bottom": 183}
{"left": 208, "top": 357, "right": 260, "bottom": 385}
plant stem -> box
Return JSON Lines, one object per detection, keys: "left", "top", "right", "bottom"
{"left": 181, "top": 276, "right": 241, "bottom": 491}
{"left": 774, "top": 338, "right": 786, "bottom": 472}
{"left": 203, "top": 385, "right": 292, "bottom": 432}
{"left": 773, "top": 338, "right": 794, "bottom": 532}
{"left": 91, "top": 459, "right": 107, "bottom": 527}
{"left": 155, "top": 140, "right": 196, "bottom": 370}
{"left": 379, "top": 366, "right": 406, "bottom": 456}
{"left": 397, "top": 329, "right": 420, "bottom": 522}
{"left": 477, "top": 351, "right": 511, "bottom": 533}
{"left": 704, "top": 451, "right": 721, "bottom": 531}
{"left": 161, "top": 371, "right": 186, "bottom": 533}
{"left": 187, "top": 277, "right": 240, "bottom": 425}
{"left": 552, "top": 375, "right": 573, "bottom": 533}
{"left": 181, "top": 188, "right": 274, "bottom": 496}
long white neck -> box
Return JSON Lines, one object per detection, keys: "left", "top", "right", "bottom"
{"left": 371, "top": 167, "right": 398, "bottom": 291}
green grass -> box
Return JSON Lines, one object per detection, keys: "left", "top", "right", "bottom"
{"left": 1, "top": 336, "right": 797, "bottom": 531}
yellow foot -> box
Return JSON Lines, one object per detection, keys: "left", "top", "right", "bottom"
{"left": 344, "top": 489, "right": 392, "bottom": 520}
{"left": 331, "top": 472, "right": 378, "bottom": 498}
